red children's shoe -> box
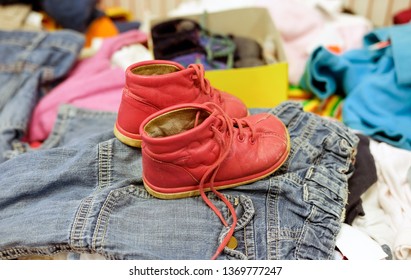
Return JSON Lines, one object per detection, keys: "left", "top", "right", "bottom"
{"left": 113, "top": 60, "right": 248, "bottom": 147}
{"left": 140, "top": 102, "right": 290, "bottom": 259}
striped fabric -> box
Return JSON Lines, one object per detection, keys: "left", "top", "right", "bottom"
{"left": 288, "top": 86, "right": 344, "bottom": 121}
{"left": 99, "top": 0, "right": 411, "bottom": 27}
{"left": 343, "top": 0, "right": 411, "bottom": 26}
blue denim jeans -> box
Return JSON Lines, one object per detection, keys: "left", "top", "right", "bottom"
{"left": 0, "top": 29, "right": 84, "bottom": 164}
{"left": 0, "top": 102, "right": 358, "bottom": 260}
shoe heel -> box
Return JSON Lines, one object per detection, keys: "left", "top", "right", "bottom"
{"left": 113, "top": 123, "right": 142, "bottom": 148}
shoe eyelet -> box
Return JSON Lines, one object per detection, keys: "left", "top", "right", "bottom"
{"left": 209, "top": 125, "right": 215, "bottom": 131}
{"left": 249, "top": 137, "right": 256, "bottom": 145}
{"left": 237, "top": 135, "right": 245, "bottom": 142}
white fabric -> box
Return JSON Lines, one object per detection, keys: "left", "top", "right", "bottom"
{"left": 353, "top": 140, "right": 411, "bottom": 260}
{"left": 111, "top": 43, "right": 153, "bottom": 70}
{"left": 351, "top": 181, "right": 396, "bottom": 251}
{"left": 336, "top": 223, "right": 388, "bottom": 260}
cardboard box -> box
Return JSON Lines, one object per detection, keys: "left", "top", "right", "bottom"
{"left": 150, "top": 7, "right": 288, "bottom": 108}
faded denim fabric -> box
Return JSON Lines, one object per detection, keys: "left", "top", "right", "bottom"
{"left": 0, "top": 102, "right": 358, "bottom": 260}
{"left": 0, "top": 29, "right": 84, "bottom": 164}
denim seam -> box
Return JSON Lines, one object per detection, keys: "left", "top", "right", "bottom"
{"left": 243, "top": 216, "right": 255, "bottom": 259}
{"left": 92, "top": 188, "right": 117, "bottom": 251}
{"left": 234, "top": 195, "right": 255, "bottom": 230}
{"left": 69, "top": 141, "right": 113, "bottom": 249}
{"left": 0, "top": 31, "right": 84, "bottom": 53}
{"left": 298, "top": 205, "right": 339, "bottom": 260}
{"left": 0, "top": 244, "right": 72, "bottom": 260}
{"left": 0, "top": 122, "right": 27, "bottom": 130}
{"left": 98, "top": 140, "right": 112, "bottom": 189}
{"left": 0, "top": 63, "right": 52, "bottom": 74}
{"left": 301, "top": 116, "right": 317, "bottom": 145}
{"left": 242, "top": 227, "right": 249, "bottom": 258}
{"left": 233, "top": 195, "right": 255, "bottom": 259}
{"left": 305, "top": 165, "right": 346, "bottom": 207}
{"left": 40, "top": 105, "right": 117, "bottom": 150}
{"left": 295, "top": 205, "right": 316, "bottom": 259}
{"left": 42, "top": 66, "right": 55, "bottom": 82}
{"left": 223, "top": 246, "right": 248, "bottom": 260}
{"left": 20, "top": 32, "right": 47, "bottom": 58}
{"left": 0, "top": 76, "right": 23, "bottom": 111}
{"left": 39, "top": 105, "right": 72, "bottom": 149}
{"left": 70, "top": 196, "right": 94, "bottom": 249}
{"left": 4, "top": 141, "right": 30, "bottom": 160}
{"left": 92, "top": 140, "right": 115, "bottom": 250}
{"left": 267, "top": 182, "right": 280, "bottom": 260}
{"left": 214, "top": 194, "right": 254, "bottom": 260}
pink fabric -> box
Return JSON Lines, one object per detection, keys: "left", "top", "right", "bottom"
{"left": 28, "top": 30, "right": 147, "bottom": 142}
{"left": 254, "top": 0, "right": 372, "bottom": 85}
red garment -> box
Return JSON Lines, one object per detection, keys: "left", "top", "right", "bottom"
{"left": 393, "top": 8, "right": 411, "bottom": 24}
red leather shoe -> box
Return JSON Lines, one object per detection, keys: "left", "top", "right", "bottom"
{"left": 113, "top": 60, "right": 248, "bottom": 147}
{"left": 140, "top": 102, "right": 290, "bottom": 259}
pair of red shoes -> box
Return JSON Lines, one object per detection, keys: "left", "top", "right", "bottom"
{"left": 114, "top": 60, "right": 290, "bottom": 259}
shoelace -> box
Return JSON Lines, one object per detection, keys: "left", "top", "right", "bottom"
{"left": 203, "top": 35, "right": 235, "bottom": 69}
{"left": 232, "top": 118, "right": 256, "bottom": 143}
{"left": 199, "top": 10, "right": 235, "bottom": 69}
{"left": 188, "top": 64, "right": 223, "bottom": 104}
{"left": 194, "top": 103, "right": 255, "bottom": 260}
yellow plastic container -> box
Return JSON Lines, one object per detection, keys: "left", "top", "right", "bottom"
{"left": 205, "top": 62, "right": 288, "bottom": 108}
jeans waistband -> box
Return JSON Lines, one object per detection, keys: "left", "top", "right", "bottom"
{"left": 0, "top": 29, "right": 84, "bottom": 59}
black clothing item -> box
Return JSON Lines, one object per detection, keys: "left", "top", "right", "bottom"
{"left": 344, "top": 134, "right": 378, "bottom": 224}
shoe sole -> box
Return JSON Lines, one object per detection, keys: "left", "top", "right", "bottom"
{"left": 113, "top": 123, "right": 142, "bottom": 148}
{"left": 143, "top": 126, "right": 291, "bottom": 199}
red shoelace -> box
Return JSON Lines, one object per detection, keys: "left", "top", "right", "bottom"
{"left": 194, "top": 102, "right": 255, "bottom": 259}
{"left": 189, "top": 64, "right": 223, "bottom": 104}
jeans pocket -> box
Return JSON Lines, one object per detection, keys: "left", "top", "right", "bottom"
{"left": 219, "top": 194, "right": 255, "bottom": 260}
{"left": 91, "top": 185, "right": 255, "bottom": 260}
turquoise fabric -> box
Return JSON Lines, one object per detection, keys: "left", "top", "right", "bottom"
{"left": 300, "top": 23, "right": 411, "bottom": 150}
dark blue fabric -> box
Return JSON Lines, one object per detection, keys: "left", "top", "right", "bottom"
{"left": 113, "top": 21, "right": 141, "bottom": 33}
{"left": 42, "top": 0, "right": 104, "bottom": 32}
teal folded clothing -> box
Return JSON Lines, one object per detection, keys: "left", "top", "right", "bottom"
{"left": 300, "top": 23, "right": 411, "bottom": 151}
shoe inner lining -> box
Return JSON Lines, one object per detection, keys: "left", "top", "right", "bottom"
{"left": 131, "top": 64, "right": 180, "bottom": 76}
{"left": 144, "top": 108, "right": 209, "bottom": 138}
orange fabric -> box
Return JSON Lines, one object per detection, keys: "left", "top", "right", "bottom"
{"left": 41, "top": 12, "right": 60, "bottom": 31}
{"left": 84, "top": 16, "right": 118, "bottom": 47}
